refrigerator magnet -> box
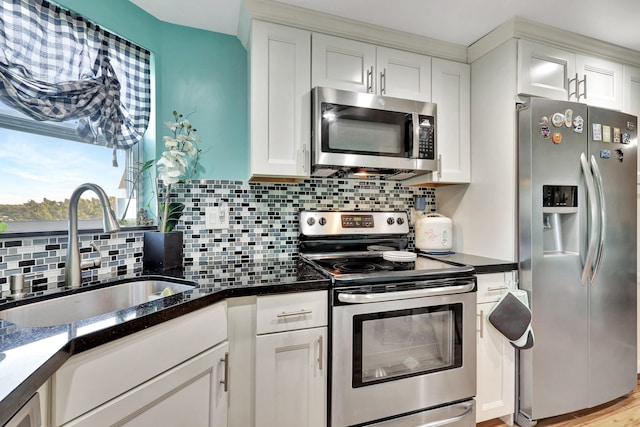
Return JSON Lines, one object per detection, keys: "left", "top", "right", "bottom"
{"left": 602, "top": 125, "right": 611, "bottom": 143}
{"left": 552, "top": 132, "right": 562, "bottom": 144}
{"left": 622, "top": 132, "right": 631, "bottom": 144}
{"left": 573, "top": 116, "right": 584, "bottom": 133}
{"left": 564, "top": 109, "right": 573, "bottom": 127}
{"left": 539, "top": 116, "right": 549, "bottom": 125}
{"left": 600, "top": 149, "right": 611, "bottom": 159}
{"left": 592, "top": 123, "right": 602, "bottom": 141}
{"left": 551, "top": 112, "right": 565, "bottom": 127}
{"left": 613, "top": 127, "right": 621, "bottom": 143}
{"left": 540, "top": 125, "right": 550, "bottom": 139}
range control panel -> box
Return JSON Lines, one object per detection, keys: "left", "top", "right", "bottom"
{"left": 299, "top": 211, "right": 410, "bottom": 236}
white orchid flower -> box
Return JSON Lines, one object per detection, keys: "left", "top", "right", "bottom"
{"left": 164, "top": 121, "right": 179, "bottom": 131}
{"left": 157, "top": 110, "right": 203, "bottom": 232}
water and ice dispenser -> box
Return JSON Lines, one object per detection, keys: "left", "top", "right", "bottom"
{"left": 542, "top": 185, "right": 579, "bottom": 255}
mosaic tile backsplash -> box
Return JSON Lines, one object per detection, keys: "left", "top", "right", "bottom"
{"left": 0, "top": 178, "right": 435, "bottom": 293}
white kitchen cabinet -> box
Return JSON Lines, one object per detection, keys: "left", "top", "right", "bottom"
{"left": 475, "top": 271, "right": 516, "bottom": 424}
{"left": 517, "top": 39, "right": 575, "bottom": 101}
{"left": 622, "top": 65, "right": 640, "bottom": 184}
{"left": 255, "top": 328, "right": 327, "bottom": 427}
{"left": 577, "top": 54, "right": 623, "bottom": 110}
{"left": 249, "top": 20, "right": 311, "bottom": 180}
{"left": 312, "top": 33, "right": 431, "bottom": 101}
{"left": 52, "top": 302, "right": 227, "bottom": 426}
{"left": 407, "top": 58, "right": 470, "bottom": 185}
{"left": 376, "top": 46, "right": 431, "bottom": 101}
{"left": 623, "top": 65, "right": 640, "bottom": 117}
{"left": 517, "top": 39, "right": 623, "bottom": 110}
{"left": 61, "top": 342, "right": 229, "bottom": 427}
{"left": 312, "top": 33, "right": 376, "bottom": 93}
{"left": 254, "top": 291, "right": 328, "bottom": 427}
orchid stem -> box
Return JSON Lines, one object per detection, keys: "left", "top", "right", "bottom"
{"left": 161, "top": 183, "right": 171, "bottom": 232}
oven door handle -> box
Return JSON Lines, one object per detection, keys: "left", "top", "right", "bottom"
{"left": 337, "top": 282, "right": 475, "bottom": 304}
{"left": 414, "top": 401, "right": 474, "bottom": 427}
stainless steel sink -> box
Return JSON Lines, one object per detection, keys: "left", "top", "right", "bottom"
{"left": 0, "top": 280, "right": 194, "bottom": 327}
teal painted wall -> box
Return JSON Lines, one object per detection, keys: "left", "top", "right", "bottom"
{"left": 55, "top": 0, "right": 248, "bottom": 180}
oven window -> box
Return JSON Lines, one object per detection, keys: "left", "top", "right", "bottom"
{"left": 321, "top": 103, "right": 411, "bottom": 157}
{"left": 352, "top": 304, "right": 463, "bottom": 387}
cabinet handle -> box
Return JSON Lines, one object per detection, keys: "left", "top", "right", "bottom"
{"left": 300, "top": 145, "right": 308, "bottom": 173}
{"left": 380, "top": 68, "right": 386, "bottom": 94}
{"left": 220, "top": 352, "right": 229, "bottom": 392}
{"left": 437, "top": 154, "right": 442, "bottom": 179}
{"left": 487, "top": 285, "right": 508, "bottom": 292}
{"left": 478, "top": 310, "right": 484, "bottom": 339}
{"left": 276, "top": 309, "right": 312, "bottom": 318}
{"left": 318, "top": 335, "right": 323, "bottom": 371}
{"left": 366, "top": 66, "right": 373, "bottom": 93}
{"left": 568, "top": 72, "right": 579, "bottom": 100}
{"left": 579, "top": 74, "right": 587, "bottom": 101}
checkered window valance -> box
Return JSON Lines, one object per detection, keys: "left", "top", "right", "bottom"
{"left": 0, "top": 0, "right": 151, "bottom": 152}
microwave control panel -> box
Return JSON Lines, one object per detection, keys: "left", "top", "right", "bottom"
{"left": 418, "top": 115, "right": 435, "bottom": 159}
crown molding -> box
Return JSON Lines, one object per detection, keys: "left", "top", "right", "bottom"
{"left": 238, "top": 0, "right": 468, "bottom": 63}
{"left": 469, "top": 17, "right": 640, "bottom": 67}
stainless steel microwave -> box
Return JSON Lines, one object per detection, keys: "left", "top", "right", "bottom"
{"left": 311, "top": 86, "right": 437, "bottom": 180}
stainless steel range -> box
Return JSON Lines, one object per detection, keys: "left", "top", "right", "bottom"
{"left": 299, "top": 210, "right": 477, "bottom": 427}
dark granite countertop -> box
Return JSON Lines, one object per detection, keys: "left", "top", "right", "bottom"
{"left": 0, "top": 258, "right": 329, "bottom": 426}
{"left": 0, "top": 252, "right": 515, "bottom": 423}
{"left": 419, "top": 252, "right": 517, "bottom": 274}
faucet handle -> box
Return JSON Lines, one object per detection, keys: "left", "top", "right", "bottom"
{"left": 80, "top": 240, "right": 103, "bottom": 269}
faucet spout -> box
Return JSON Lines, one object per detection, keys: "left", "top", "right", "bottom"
{"left": 65, "top": 183, "right": 120, "bottom": 288}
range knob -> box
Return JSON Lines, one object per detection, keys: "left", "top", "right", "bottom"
{"left": 397, "top": 217, "right": 405, "bottom": 225}
{"left": 306, "top": 217, "right": 316, "bottom": 226}
{"left": 387, "top": 217, "right": 395, "bottom": 225}
{"left": 318, "top": 217, "right": 327, "bottom": 226}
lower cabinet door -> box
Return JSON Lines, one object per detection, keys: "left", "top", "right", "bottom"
{"left": 255, "top": 327, "right": 327, "bottom": 427}
{"left": 476, "top": 303, "right": 515, "bottom": 423}
{"left": 62, "top": 342, "right": 229, "bottom": 427}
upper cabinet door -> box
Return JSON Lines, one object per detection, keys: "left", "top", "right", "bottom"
{"left": 431, "top": 58, "right": 470, "bottom": 183}
{"left": 576, "top": 54, "right": 623, "bottom": 110}
{"left": 404, "top": 59, "right": 470, "bottom": 186}
{"left": 622, "top": 65, "right": 640, "bottom": 183}
{"left": 312, "top": 33, "right": 376, "bottom": 93}
{"left": 376, "top": 47, "right": 431, "bottom": 102}
{"left": 517, "top": 39, "right": 575, "bottom": 101}
{"left": 250, "top": 21, "right": 311, "bottom": 179}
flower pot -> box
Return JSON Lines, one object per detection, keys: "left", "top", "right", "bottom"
{"left": 143, "top": 230, "right": 184, "bottom": 276}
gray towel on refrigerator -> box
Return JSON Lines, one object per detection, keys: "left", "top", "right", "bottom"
{"left": 488, "top": 291, "right": 534, "bottom": 349}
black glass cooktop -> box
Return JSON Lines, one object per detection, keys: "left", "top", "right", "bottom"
{"left": 301, "top": 252, "right": 475, "bottom": 284}
{"left": 312, "top": 256, "right": 416, "bottom": 275}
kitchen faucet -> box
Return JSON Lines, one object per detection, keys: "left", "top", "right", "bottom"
{"left": 65, "top": 183, "right": 120, "bottom": 288}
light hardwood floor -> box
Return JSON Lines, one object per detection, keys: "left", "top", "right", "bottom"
{"left": 477, "top": 377, "right": 640, "bottom": 427}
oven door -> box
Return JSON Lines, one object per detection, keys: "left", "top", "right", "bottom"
{"left": 330, "top": 282, "right": 476, "bottom": 427}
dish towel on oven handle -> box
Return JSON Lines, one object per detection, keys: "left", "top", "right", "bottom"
{"left": 487, "top": 290, "right": 535, "bottom": 350}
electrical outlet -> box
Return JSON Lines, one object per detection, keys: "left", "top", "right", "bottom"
{"left": 205, "top": 205, "right": 229, "bottom": 229}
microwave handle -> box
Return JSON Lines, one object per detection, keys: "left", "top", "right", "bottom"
{"left": 412, "top": 112, "right": 421, "bottom": 159}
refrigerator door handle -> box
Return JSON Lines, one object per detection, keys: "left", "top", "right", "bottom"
{"left": 580, "top": 152, "right": 598, "bottom": 285}
{"left": 590, "top": 155, "right": 606, "bottom": 285}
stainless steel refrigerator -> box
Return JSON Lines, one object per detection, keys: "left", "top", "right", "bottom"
{"left": 516, "top": 98, "right": 637, "bottom": 426}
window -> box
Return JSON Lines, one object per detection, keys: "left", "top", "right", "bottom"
{"left": 0, "top": 102, "right": 140, "bottom": 233}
